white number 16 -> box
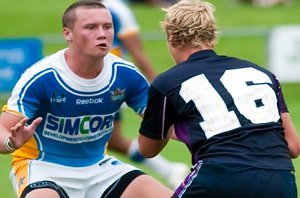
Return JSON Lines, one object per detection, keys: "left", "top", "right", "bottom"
{"left": 180, "top": 68, "right": 280, "bottom": 139}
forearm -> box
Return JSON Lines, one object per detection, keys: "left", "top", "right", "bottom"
{"left": 282, "top": 112, "right": 300, "bottom": 158}
{"left": 138, "top": 134, "right": 169, "bottom": 158}
{"left": 107, "top": 134, "right": 131, "bottom": 154}
{"left": 0, "top": 112, "right": 21, "bottom": 154}
{"left": 0, "top": 126, "right": 14, "bottom": 154}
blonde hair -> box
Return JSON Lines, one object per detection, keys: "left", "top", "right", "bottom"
{"left": 161, "top": 0, "right": 218, "bottom": 48}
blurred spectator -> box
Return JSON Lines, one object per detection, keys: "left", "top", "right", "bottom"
{"left": 126, "top": 0, "right": 177, "bottom": 6}
{"left": 239, "top": 0, "right": 291, "bottom": 6}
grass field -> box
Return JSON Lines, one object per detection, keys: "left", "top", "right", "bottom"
{"left": 1, "top": 0, "right": 300, "bottom": 197}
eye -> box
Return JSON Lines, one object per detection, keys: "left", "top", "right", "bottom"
{"left": 85, "top": 24, "right": 96, "bottom": 30}
{"left": 103, "top": 23, "right": 113, "bottom": 30}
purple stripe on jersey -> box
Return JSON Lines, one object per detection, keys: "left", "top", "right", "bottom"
{"left": 174, "top": 121, "right": 189, "bottom": 144}
{"left": 175, "top": 160, "right": 202, "bottom": 197}
{"left": 273, "top": 74, "right": 288, "bottom": 113}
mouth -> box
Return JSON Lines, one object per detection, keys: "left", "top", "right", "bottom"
{"left": 96, "top": 43, "right": 108, "bottom": 49}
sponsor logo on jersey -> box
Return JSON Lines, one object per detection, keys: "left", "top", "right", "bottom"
{"left": 50, "top": 92, "right": 66, "bottom": 104}
{"left": 98, "top": 157, "right": 112, "bottom": 167}
{"left": 76, "top": 97, "right": 103, "bottom": 105}
{"left": 110, "top": 88, "right": 125, "bottom": 102}
{"left": 43, "top": 113, "right": 114, "bottom": 143}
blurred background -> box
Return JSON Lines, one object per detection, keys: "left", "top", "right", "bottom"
{"left": 0, "top": 0, "right": 299, "bottom": 197}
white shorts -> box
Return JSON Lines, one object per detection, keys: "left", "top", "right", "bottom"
{"left": 10, "top": 155, "right": 142, "bottom": 198}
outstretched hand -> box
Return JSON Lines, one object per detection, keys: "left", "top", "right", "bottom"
{"left": 9, "top": 117, "right": 43, "bottom": 149}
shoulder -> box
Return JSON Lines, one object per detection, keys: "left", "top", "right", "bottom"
{"left": 151, "top": 64, "right": 184, "bottom": 94}
{"left": 231, "top": 56, "right": 275, "bottom": 77}
{"left": 12, "top": 49, "right": 68, "bottom": 93}
{"left": 105, "top": 53, "right": 135, "bottom": 68}
{"left": 22, "top": 49, "right": 64, "bottom": 78}
{"left": 104, "top": 53, "right": 144, "bottom": 75}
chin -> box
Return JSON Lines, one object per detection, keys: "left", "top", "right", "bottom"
{"left": 95, "top": 49, "right": 108, "bottom": 57}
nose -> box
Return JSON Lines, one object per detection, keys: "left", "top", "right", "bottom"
{"left": 97, "top": 27, "right": 106, "bottom": 39}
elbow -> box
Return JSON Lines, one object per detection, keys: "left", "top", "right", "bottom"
{"left": 139, "top": 149, "right": 158, "bottom": 158}
{"left": 289, "top": 152, "right": 300, "bottom": 159}
{"left": 138, "top": 134, "right": 162, "bottom": 158}
{"left": 289, "top": 146, "right": 300, "bottom": 159}
{"left": 288, "top": 141, "right": 300, "bottom": 158}
{"left": 138, "top": 144, "right": 159, "bottom": 158}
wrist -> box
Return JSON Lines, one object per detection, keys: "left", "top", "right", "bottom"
{"left": 4, "top": 137, "right": 16, "bottom": 152}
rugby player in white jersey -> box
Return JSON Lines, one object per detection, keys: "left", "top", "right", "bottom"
{"left": 0, "top": 1, "right": 172, "bottom": 197}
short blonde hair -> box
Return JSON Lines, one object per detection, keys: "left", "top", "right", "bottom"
{"left": 161, "top": 0, "right": 218, "bottom": 48}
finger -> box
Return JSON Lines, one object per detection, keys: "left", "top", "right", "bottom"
{"left": 20, "top": 117, "right": 29, "bottom": 126}
{"left": 12, "top": 117, "right": 29, "bottom": 132}
{"left": 9, "top": 127, "right": 19, "bottom": 147}
{"left": 10, "top": 126, "right": 17, "bottom": 138}
{"left": 14, "top": 122, "right": 22, "bottom": 132}
{"left": 11, "top": 126, "right": 22, "bottom": 139}
{"left": 28, "top": 117, "right": 43, "bottom": 131}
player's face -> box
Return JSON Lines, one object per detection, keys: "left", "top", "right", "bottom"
{"left": 65, "top": 7, "right": 114, "bottom": 58}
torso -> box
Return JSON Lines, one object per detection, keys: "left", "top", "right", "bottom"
{"left": 8, "top": 49, "right": 149, "bottom": 167}
{"left": 140, "top": 50, "right": 293, "bottom": 170}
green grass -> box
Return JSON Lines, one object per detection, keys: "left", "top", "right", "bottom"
{"left": 0, "top": 1, "right": 300, "bottom": 197}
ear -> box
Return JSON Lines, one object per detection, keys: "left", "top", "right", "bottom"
{"left": 63, "top": 27, "right": 72, "bottom": 41}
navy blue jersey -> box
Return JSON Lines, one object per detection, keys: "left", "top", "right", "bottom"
{"left": 140, "top": 50, "right": 293, "bottom": 170}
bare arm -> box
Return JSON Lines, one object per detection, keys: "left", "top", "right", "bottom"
{"left": 138, "top": 122, "right": 173, "bottom": 158}
{"left": 281, "top": 112, "right": 300, "bottom": 158}
{"left": 138, "top": 133, "right": 170, "bottom": 158}
{"left": 0, "top": 112, "right": 42, "bottom": 154}
{"left": 107, "top": 119, "right": 131, "bottom": 154}
{"left": 121, "top": 33, "right": 156, "bottom": 82}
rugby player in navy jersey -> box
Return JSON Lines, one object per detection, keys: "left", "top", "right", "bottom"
{"left": 138, "top": 0, "right": 300, "bottom": 197}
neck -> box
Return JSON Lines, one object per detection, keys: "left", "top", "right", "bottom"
{"left": 188, "top": 44, "right": 213, "bottom": 55}
{"left": 178, "top": 45, "right": 214, "bottom": 63}
{"left": 64, "top": 48, "right": 103, "bottom": 79}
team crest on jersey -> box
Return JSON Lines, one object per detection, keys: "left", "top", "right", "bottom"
{"left": 50, "top": 92, "right": 66, "bottom": 104}
{"left": 110, "top": 88, "right": 125, "bottom": 102}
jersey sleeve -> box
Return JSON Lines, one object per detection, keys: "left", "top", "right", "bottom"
{"left": 139, "top": 86, "right": 176, "bottom": 140}
{"left": 272, "top": 74, "right": 288, "bottom": 113}
{"left": 124, "top": 68, "right": 149, "bottom": 115}
{"left": 5, "top": 68, "right": 44, "bottom": 119}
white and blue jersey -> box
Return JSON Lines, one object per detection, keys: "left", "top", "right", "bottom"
{"left": 5, "top": 49, "right": 149, "bottom": 167}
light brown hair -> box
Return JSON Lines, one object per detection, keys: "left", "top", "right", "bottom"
{"left": 161, "top": 0, "right": 218, "bottom": 48}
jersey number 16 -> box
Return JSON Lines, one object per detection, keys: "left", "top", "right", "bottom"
{"left": 180, "top": 67, "right": 280, "bottom": 139}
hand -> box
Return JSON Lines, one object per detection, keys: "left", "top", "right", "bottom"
{"left": 9, "top": 117, "right": 43, "bottom": 149}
